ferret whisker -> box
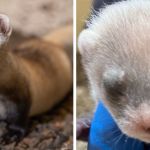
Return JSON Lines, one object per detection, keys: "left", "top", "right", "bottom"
{"left": 109, "top": 129, "right": 120, "bottom": 136}
{"left": 132, "top": 140, "right": 137, "bottom": 150}
{"left": 114, "top": 133, "right": 124, "bottom": 150}
{"left": 79, "top": 120, "right": 90, "bottom": 128}
{"left": 111, "top": 133, "right": 122, "bottom": 143}
{"left": 123, "top": 136, "right": 128, "bottom": 150}
{"left": 105, "top": 128, "right": 121, "bottom": 139}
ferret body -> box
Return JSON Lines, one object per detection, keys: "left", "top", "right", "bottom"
{"left": 0, "top": 15, "right": 72, "bottom": 142}
{"left": 79, "top": 0, "right": 150, "bottom": 143}
{"left": 15, "top": 38, "right": 72, "bottom": 117}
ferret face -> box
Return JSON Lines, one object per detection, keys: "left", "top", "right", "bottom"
{"left": 78, "top": 0, "right": 150, "bottom": 143}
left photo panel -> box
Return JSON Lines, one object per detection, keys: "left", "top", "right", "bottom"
{"left": 0, "top": 0, "right": 73, "bottom": 149}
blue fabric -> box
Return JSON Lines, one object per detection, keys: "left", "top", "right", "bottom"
{"left": 88, "top": 101, "right": 150, "bottom": 150}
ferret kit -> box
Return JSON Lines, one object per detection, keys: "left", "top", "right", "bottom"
{"left": 0, "top": 14, "right": 72, "bottom": 143}
{"left": 78, "top": 0, "right": 150, "bottom": 149}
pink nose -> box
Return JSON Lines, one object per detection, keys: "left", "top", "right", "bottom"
{"left": 141, "top": 123, "right": 150, "bottom": 133}
{"left": 134, "top": 104, "right": 150, "bottom": 134}
{"left": 144, "top": 127, "right": 150, "bottom": 133}
{"left": 138, "top": 116, "right": 150, "bottom": 133}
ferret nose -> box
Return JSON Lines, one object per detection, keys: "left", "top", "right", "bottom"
{"left": 140, "top": 118, "right": 150, "bottom": 133}
{"left": 144, "top": 127, "right": 150, "bottom": 133}
{"left": 136, "top": 104, "right": 150, "bottom": 133}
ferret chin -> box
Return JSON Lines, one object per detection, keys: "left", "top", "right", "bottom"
{"left": 0, "top": 14, "right": 72, "bottom": 143}
{"left": 79, "top": 0, "right": 150, "bottom": 143}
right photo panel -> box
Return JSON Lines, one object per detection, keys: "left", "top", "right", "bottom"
{"left": 77, "top": 0, "right": 93, "bottom": 149}
{"left": 77, "top": 0, "right": 150, "bottom": 150}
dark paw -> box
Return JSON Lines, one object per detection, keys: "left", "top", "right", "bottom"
{"left": 0, "top": 125, "right": 26, "bottom": 144}
{"left": 77, "top": 118, "right": 91, "bottom": 141}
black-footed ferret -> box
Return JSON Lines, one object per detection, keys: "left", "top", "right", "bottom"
{"left": 78, "top": 0, "right": 150, "bottom": 143}
{"left": 0, "top": 14, "right": 72, "bottom": 142}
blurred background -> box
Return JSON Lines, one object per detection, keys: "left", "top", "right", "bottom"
{"left": 77, "top": 0, "right": 95, "bottom": 149}
{"left": 0, "top": 0, "right": 72, "bottom": 37}
{"left": 0, "top": 0, "right": 73, "bottom": 150}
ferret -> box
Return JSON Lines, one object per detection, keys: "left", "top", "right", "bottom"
{"left": 78, "top": 0, "right": 150, "bottom": 143}
{"left": 0, "top": 14, "right": 72, "bottom": 142}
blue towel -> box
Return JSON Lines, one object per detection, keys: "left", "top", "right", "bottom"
{"left": 88, "top": 101, "right": 150, "bottom": 150}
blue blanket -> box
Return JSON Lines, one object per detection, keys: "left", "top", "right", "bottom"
{"left": 88, "top": 101, "right": 150, "bottom": 150}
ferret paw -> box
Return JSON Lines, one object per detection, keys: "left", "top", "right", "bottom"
{"left": 0, "top": 125, "right": 26, "bottom": 144}
{"left": 77, "top": 118, "right": 91, "bottom": 141}
{"left": 0, "top": 14, "right": 12, "bottom": 45}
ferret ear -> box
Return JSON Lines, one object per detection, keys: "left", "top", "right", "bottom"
{"left": 103, "top": 67, "right": 127, "bottom": 96}
{"left": 0, "top": 14, "right": 12, "bottom": 45}
{"left": 78, "top": 29, "right": 99, "bottom": 55}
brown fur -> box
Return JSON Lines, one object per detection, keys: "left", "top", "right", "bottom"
{"left": 0, "top": 25, "right": 72, "bottom": 117}
{"left": 0, "top": 15, "right": 73, "bottom": 142}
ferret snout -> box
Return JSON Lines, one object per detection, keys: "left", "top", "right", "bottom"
{"left": 138, "top": 104, "right": 150, "bottom": 132}
{"left": 120, "top": 103, "right": 150, "bottom": 142}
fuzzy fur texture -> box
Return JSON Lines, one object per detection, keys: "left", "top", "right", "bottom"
{"left": 0, "top": 14, "right": 72, "bottom": 143}
{"left": 79, "top": 0, "right": 150, "bottom": 142}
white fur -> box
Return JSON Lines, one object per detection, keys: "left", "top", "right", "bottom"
{"left": 78, "top": 0, "right": 150, "bottom": 101}
{"left": 78, "top": 0, "right": 150, "bottom": 143}
{"left": 78, "top": 29, "right": 99, "bottom": 55}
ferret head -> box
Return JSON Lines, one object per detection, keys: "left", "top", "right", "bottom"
{"left": 78, "top": 0, "right": 150, "bottom": 143}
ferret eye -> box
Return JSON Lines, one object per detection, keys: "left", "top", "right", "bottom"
{"left": 103, "top": 67, "right": 126, "bottom": 97}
